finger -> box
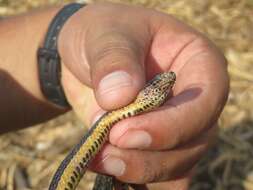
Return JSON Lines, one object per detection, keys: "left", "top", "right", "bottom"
{"left": 85, "top": 27, "right": 148, "bottom": 110}
{"left": 90, "top": 125, "right": 216, "bottom": 184}
{"left": 109, "top": 38, "right": 228, "bottom": 150}
{"left": 58, "top": 3, "right": 152, "bottom": 110}
{"left": 147, "top": 170, "right": 193, "bottom": 190}
{"left": 84, "top": 3, "right": 157, "bottom": 110}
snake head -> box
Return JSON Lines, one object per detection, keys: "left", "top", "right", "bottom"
{"left": 135, "top": 71, "right": 176, "bottom": 107}
{"left": 150, "top": 71, "right": 176, "bottom": 91}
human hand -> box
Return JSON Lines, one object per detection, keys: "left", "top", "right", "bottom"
{"left": 58, "top": 2, "right": 229, "bottom": 189}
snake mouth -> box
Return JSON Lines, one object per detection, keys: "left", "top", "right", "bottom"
{"left": 160, "top": 80, "right": 175, "bottom": 91}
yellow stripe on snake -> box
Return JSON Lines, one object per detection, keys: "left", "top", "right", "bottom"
{"left": 49, "top": 71, "right": 176, "bottom": 190}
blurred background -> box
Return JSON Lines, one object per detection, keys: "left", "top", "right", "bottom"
{"left": 0, "top": 0, "right": 252, "bottom": 189}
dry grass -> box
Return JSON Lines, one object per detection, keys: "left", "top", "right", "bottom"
{"left": 0, "top": 0, "right": 252, "bottom": 189}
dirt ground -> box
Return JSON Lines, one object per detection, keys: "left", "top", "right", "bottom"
{"left": 0, "top": 0, "right": 252, "bottom": 190}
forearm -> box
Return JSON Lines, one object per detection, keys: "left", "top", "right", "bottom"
{"left": 0, "top": 6, "right": 66, "bottom": 133}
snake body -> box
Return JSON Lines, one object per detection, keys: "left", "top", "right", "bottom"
{"left": 49, "top": 71, "right": 176, "bottom": 190}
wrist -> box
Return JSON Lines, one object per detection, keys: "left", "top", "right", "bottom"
{"left": 38, "top": 3, "right": 85, "bottom": 108}
{"left": 22, "top": 6, "right": 63, "bottom": 103}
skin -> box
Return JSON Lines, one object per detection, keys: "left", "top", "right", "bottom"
{"left": 0, "top": 2, "right": 229, "bottom": 190}
{"left": 59, "top": 2, "right": 229, "bottom": 189}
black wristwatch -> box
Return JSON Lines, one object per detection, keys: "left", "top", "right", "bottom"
{"left": 37, "top": 3, "right": 85, "bottom": 108}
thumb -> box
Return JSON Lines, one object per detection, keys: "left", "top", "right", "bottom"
{"left": 58, "top": 3, "right": 152, "bottom": 110}
{"left": 86, "top": 31, "right": 147, "bottom": 110}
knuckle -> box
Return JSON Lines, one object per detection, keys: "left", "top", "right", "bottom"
{"left": 132, "top": 154, "right": 195, "bottom": 184}
{"left": 90, "top": 42, "right": 139, "bottom": 76}
{"left": 194, "top": 35, "right": 211, "bottom": 49}
{"left": 122, "top": 159, "right": 156, "bottom": 184}
{"left": 133, "top": 159, "right": 169, "bottom": 184}
{"left": 140, "top": 163, "right": 171, "bottom": 183}
{"left": 95, "top": 44, "right": 134, "bottom": 67}
{"left": 182, "top": 33, "right": 215, "bottom": 56}
{"left": 151, "top": 168, "right": 171, "bottom": 182}
{"left": 90, "top": 32, "right": 143, "bottom": 65}
{"left": 192, "top": 34, "right": 224, "bottom": 58}
{"left": 96, "top": 41, "right": 133, "bottom": 60}
{"left": 141, "top": 160, "right": 156, "bottom": 183}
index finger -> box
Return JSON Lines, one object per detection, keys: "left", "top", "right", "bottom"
{"left": 109, "top": 37, "right": 229, "bottom": 150}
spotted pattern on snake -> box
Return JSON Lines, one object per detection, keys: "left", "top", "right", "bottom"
{"left": 48, "top": 71, "right": 176, "bottom": 190}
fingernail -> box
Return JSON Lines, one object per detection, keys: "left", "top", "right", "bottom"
{"left": 98, "top": 71, "right": 133, "bottom": 95}
{"left": 101, "top": 156, "right": 126, "bottom": 176}
{"left": 91, "top": 110, "right": 106, "bottom": 125}
{"left": 120, "top": 130, "right": 152, "bottom": 149}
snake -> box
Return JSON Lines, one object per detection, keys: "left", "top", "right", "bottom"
{"left": 48, "top": 71, "right": 176, "bottom": 190}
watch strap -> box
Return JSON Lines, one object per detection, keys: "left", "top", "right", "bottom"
{"left": 37, "top": 3, "right": 85, "bottom": 107}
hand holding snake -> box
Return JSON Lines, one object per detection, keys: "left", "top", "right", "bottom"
{"left": 57, "top": 2, "right": 229, "bottom": 189}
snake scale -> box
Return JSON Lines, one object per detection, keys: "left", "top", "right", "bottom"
{"left": 49, "top": 71, "right": 176, "bottom": 190}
